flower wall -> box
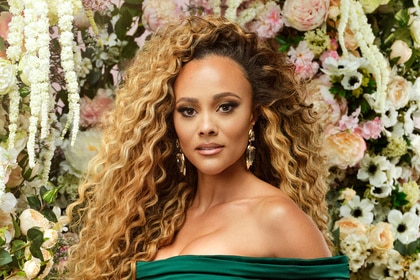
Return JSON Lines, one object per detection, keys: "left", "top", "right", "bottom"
{"left": 0, "top": 0, "right": 419, "bottom": 279}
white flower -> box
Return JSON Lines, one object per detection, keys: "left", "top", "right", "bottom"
{"left": 387, "top": 209, "right": 419, "bottom": 244}
{"left": 340, "top": 195, "right": 375, "bottom": 224}
{"left": 341, "top": 71, "right": 363, "bottom": 90}
{"left": 19, "top": 209, "right": 50, "bottom": 235}
{"left": 369, "top": 264, "right": 388, "bottom": 279}
{"left": 0, "top": 59, "right": 17, "bottom": 95}
{"left": 321, "top": 54, "right": 368, "bottom": 77}
{"left": 370, "top": 183, "right": 393, "bottom": 198}
{"left": 0, "top": 192, "right": 17, "bottom": 213}
{"left": 42, "top": 228, "right": 58, "bottom": 249}
{"left": 381, "top": 107, "right": 398, "bottom": 128}
{"left": 23, "top": 258, "right": 41, "bottom": 279}
{"left": 357, "top": 154, "right": 391, "bottom": 187}
{"left": 407, "top": 255, "right": 420, "bottom": 279}
{"left": 340, "top": 233, "right": 370, "bottom": 272}
{"left": 387, "top": 249, "right": 405, "bottom": 278}
{"left": 62, "top": 128, "right": 102, "bottom": 177}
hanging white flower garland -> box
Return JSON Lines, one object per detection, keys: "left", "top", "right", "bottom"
{"left": 6, "top": 0, "right": 82, "bottom": 185}
{"left": 338, "top": 0, "right": 390, "bottom": 113}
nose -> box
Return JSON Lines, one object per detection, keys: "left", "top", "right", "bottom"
{"left": 198, "top": 113, "right": 218, "bottom": 136}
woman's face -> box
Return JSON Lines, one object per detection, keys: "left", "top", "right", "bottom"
{"left": 173, "top": 55, "right": 256, "bottom": 175}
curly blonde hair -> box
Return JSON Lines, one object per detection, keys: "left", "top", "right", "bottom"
{"left": 66, "top": 16, "right": 331, "bottom": 279}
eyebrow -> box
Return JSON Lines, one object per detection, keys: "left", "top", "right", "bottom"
{"left": 175, "top": 92, "right": 241, "bottom": 104}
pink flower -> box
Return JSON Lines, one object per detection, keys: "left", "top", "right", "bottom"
{"left": 338, "top": 107, "right": 360, "bottom": 131}
{"left": 82, "top": 0, "right": 112, "bottom": 12}
{"left": 320, "top": 50, "right": 339, "bottom": 68}
{"left": 323, "top": 131, "right": 366, "bottom": 169}
{"left": 306, "top": 75, "right": 347, "bottom": 130}
{"left": 288, "top": 41, "right": 319, "bottom": 80}
{"left": 0, "top": 11, "right": 11, "bottom": 41}
{"left": 282, "top": 0, "right": 330, "bottom": 31}
{"left": 142, "top": 0, "right": 186, "bottom": 31}
{"left": 354, "top": 117, "right": 383, "bottom": 140}
{"left": 247, "top": 2, "right": 283, "bottom": 39}
{"left": 79, "top": 89, "right": 114, "bottom": 128}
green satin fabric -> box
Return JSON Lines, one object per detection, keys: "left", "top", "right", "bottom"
{"left": 136, "top": 255, "right": 350, "bottom": 279}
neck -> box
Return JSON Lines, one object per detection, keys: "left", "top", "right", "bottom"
{"left": 191, "top": 165, "right": 256, "bottom": 212}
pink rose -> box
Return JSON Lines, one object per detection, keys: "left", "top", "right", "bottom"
{"left": 141, "top": 0, "right": 186, "bottom": 32}
{"left": 323, "top": 131, "right": 366, "bottom": 169}
{"left": 306, "top": 75, "right": 347, "bottom": 131}
{"left": 282, "top": 0, "right": 329, "bottom": 31}
{"left": 80, "top": 89, "right": 114, "bottom": 128}
{"left": 354, "top": 117, "right": 382, "bottom": 140}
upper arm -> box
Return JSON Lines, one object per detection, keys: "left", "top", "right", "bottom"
{"left": 256, "top": 197, "right": 331, "bottom": 259}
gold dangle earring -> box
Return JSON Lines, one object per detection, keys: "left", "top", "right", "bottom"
{"left": 246, "top": 129, "right": 256, "bottom": 169}
{"left": 176, "top": 139, "right": 186, "bottom": 176}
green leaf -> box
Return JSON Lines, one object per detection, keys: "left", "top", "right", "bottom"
{"left": 0, "top": 248, "right": 12, "bottom": 266}
{"left": 123, "top": 0, "right": 143, "bottom": 5}
{"left": 42, "top": 187, "right": 59, "bottom": 204}
{"left": 395, "top": 9, "right": 410, "bottom": 27}
{"left": 27, "top": 228, "right": 43, "bottom": 248}
{"left": 29, "top": 244, "right": 44, "bottom": 261}
{"left": 11, "top": 240, "right": 26, "bottom": 260}
{"left": 27, "top": 196, "right": 41, "bottom": 211}
{"left": 41, "top": 208, "right": 58, "bottom": 223}
{"left": 115, "top": 7, "right": 134, "bottom": 40}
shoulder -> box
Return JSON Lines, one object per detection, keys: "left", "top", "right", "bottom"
{"left": 252, "top": 193, "right": 331, "bottom": 259}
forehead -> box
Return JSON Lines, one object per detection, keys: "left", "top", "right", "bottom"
{"left": 174, "top": 55, "right": 251, "bottom": 99}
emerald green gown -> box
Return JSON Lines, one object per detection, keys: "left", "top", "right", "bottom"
{"left": 136, "top": 255, "right": 350, "bottom": 279}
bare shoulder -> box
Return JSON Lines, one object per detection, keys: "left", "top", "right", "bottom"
{"left": 251, "top": 189, "right": 331, "bottom": 259}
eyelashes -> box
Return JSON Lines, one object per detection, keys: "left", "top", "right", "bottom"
{"left": 176, "top": 102, "right": 239, "bottom": 118}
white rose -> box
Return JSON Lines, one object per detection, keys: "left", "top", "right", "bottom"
{"left": 0, "top": 192, "right": 17, "bottom": 213}
{"left": 0, "top": 58, "right": 17, "bottom": 95}
{"left": 23, "top": 258, "right": 41, "bottom": 279}
{"left": 62, "top": 128, "right": 102, "bottom": 177}
{"left": 390, "top": 40, "right": 412, "bottom": 64}
{"left": 19, "top": 209, "right": 50, "bottom": 235}
{"left": 42, "top": 229, "right": 58, "bottom": 249}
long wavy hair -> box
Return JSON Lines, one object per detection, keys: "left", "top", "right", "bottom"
{"left": 66, "top": 16, "right": 331, "bottom": 279}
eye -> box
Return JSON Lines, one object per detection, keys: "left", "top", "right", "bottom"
{"left": 218, "top": 102, "right": 238, "bottom": 113}
{"left": 177, "top": 107, "right": 197, "bottom": 117}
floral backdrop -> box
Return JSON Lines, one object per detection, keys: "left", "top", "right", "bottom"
{"left": 0, "top": 0, "right": 419, "bottom": 279}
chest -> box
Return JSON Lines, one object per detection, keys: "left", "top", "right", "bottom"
{"left": 154, "top": 206, "right": 264, "bottom": 260}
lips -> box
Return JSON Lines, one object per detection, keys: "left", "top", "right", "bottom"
{"left": 195, "top": 143, "right": 224, "bottom": 155}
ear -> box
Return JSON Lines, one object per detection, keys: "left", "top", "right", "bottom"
{"left": 250, "top": 107, "right": 259, "bottom": 126}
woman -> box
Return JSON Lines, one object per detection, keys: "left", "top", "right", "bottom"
{"left": 67, "top": 16, "right": 349, "bottom": 279}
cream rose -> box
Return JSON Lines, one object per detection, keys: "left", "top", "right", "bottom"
{"left": 339, "top": 188, "right": 356, "bottom": 202}
{"left": 0, "top": 58, "right": 17, "bottom": 96}
{"left": 282, "top": 0, "right": 329, "bottom": 31}
{"left": 23, "top": 258, "right": 41, "bottom": 279}
{"left": 335, "top": 216, "right": 368, "bottom": 239}
{"left": 306, "top": 75, "right": 346, "bottom": 130}
{"left": 19, "top": 209, "right": 50, "bottom": 235}
{"left": 323, "top": 131, "right": 366, "bottom": 169}
{"left": 368, "top": 222, "right": 394, "bottom": 251}
{"left": 390, "top": 40, "right": 412, "bottom": 65}
{"left": 42, "top": 229, "right": 58, "bottom": 249}
{"left": 386, "top": 75, "right": 410, "bottom": 110}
